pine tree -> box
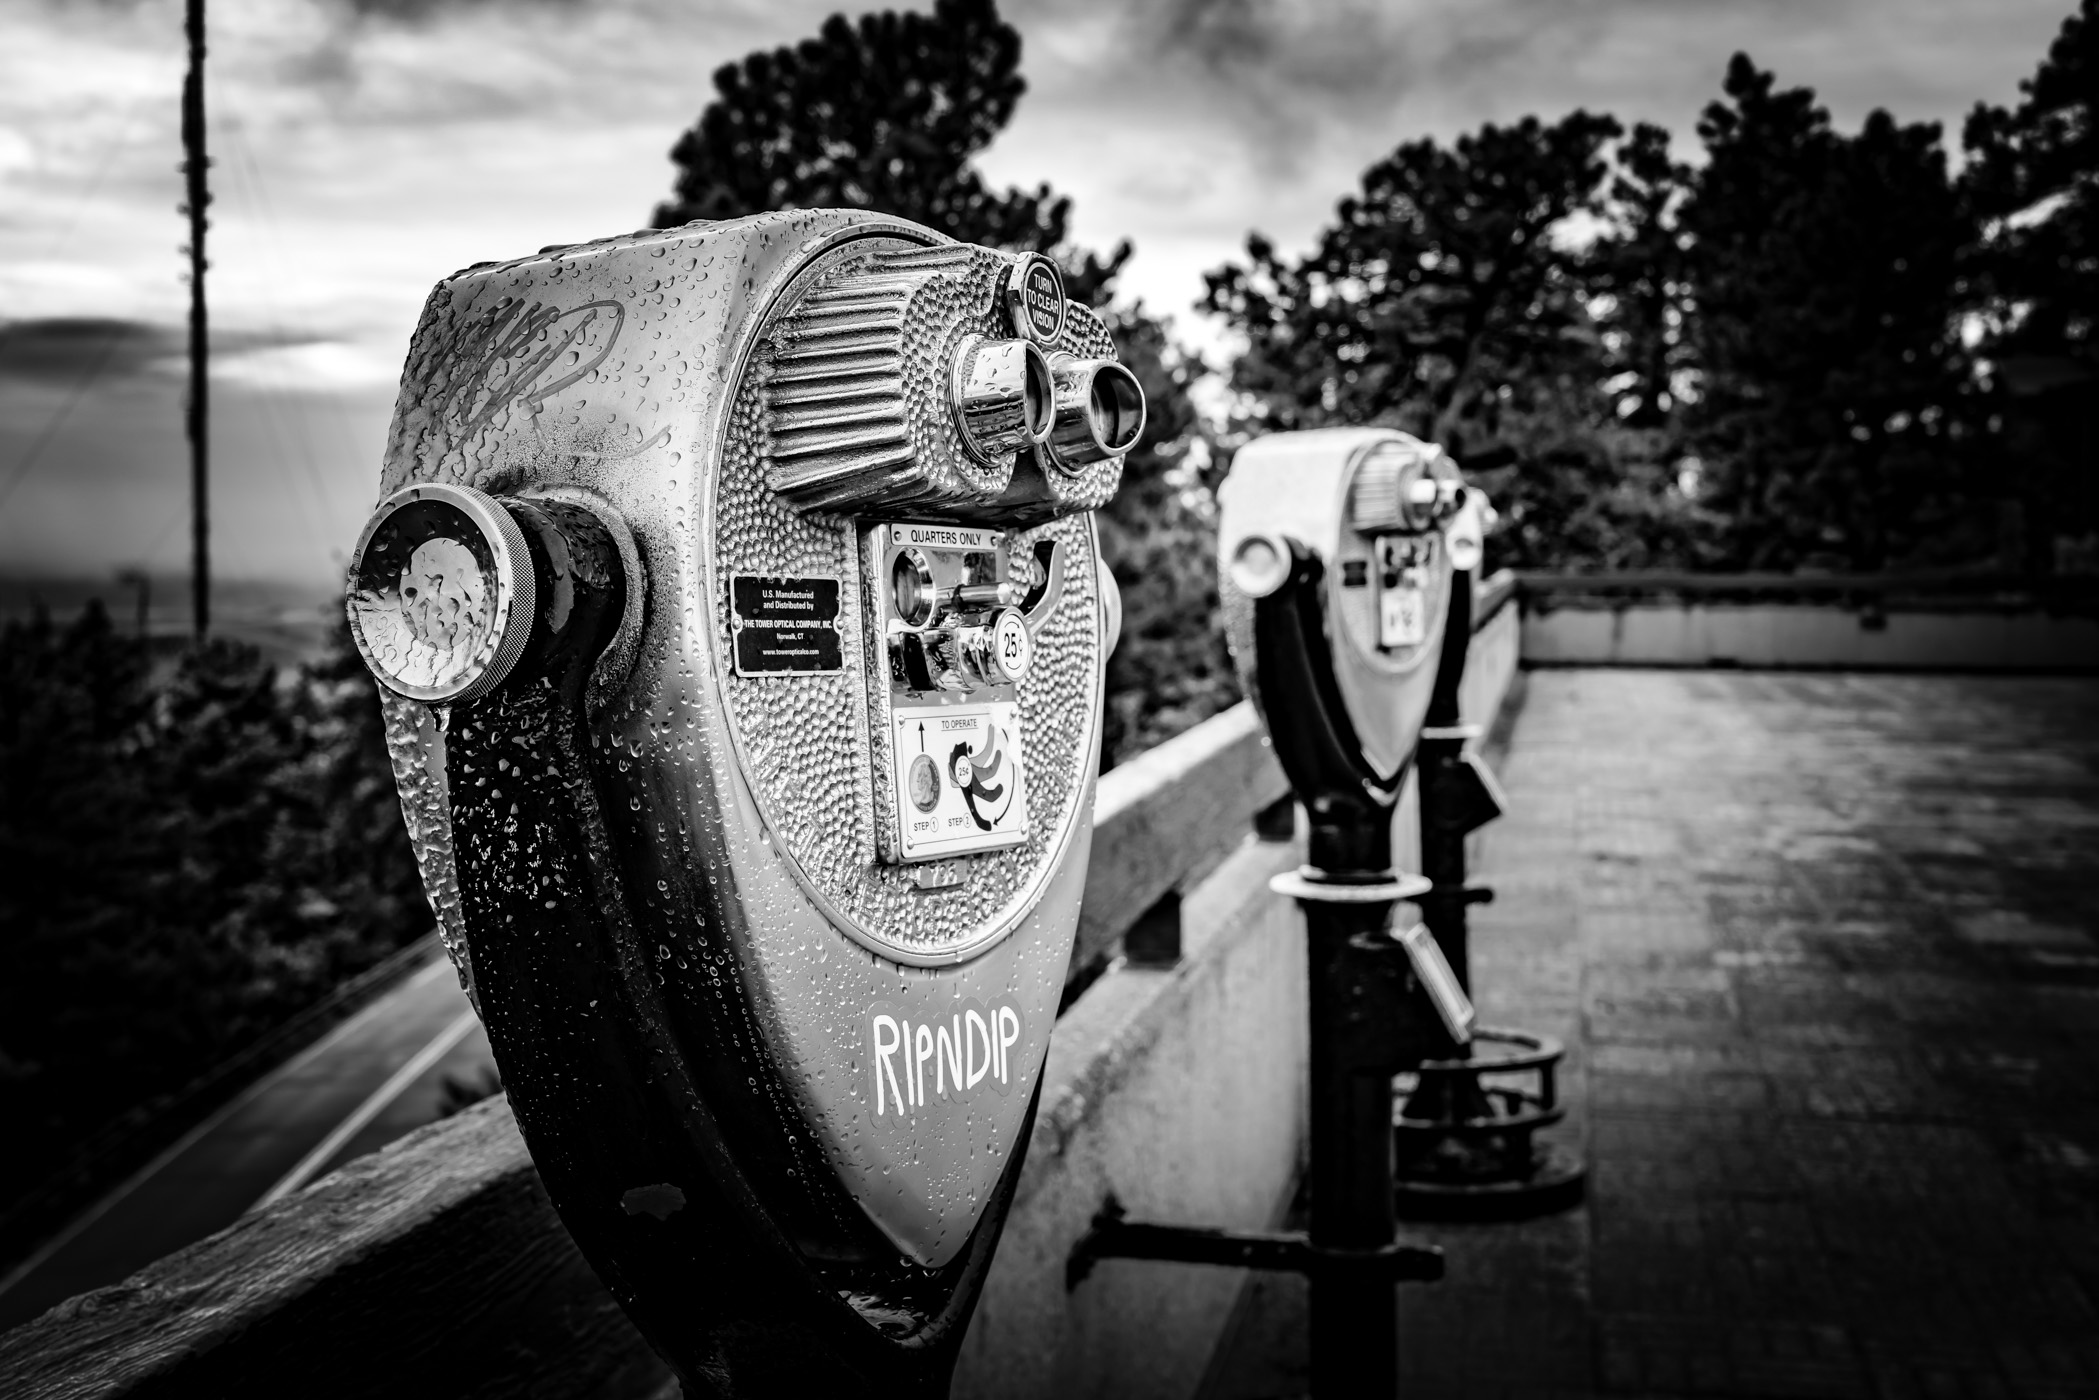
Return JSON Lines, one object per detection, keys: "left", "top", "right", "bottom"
{"left": 1683, "top": 55, "right": 1973, "bottom": 570}
{"left": 1200, "top": 112, "right": 1623, "bottom": 447}
{"left": 1590, "top": 123, "right": 1696, "bottom": 431}
{"left": 651, "top": 0, "right": 1129, "bottom": 302}
{"left": 1961, "top": 0, "right": 2099, "bottom": 565}
{"left": 1964, "top": 0, "right": 2099, "bottom": 363}
{"left": 1094, "top": 308, "right": 1238, "bottom": 763}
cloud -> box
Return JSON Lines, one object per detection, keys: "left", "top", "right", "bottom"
{"left": 1158, "top": 0, "right": 1278, "bottom": 72}
{"left": 211, "top": 338, "right": 401, "bottom": 391}
{"left": 0, "top": 318, "right": 176, "bottom": 384}
{"left": 333, "top": 0, "right": 579, "bottom": 18}
{"left": 0, "top": 318, "right": 387, "bottom": 390}
{"left": 0, "top": 331, "right": 398, "bottom": 584}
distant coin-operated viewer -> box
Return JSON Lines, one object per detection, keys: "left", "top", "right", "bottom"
{"left": 1060, "top": 430, "right": 1475, "bottom": 1398}
{"left": 342, "top": 214, "right": 1142, "bottom": 1397}
{"left": 1219, "top": 429, "right": 1477, "bottom": 1395}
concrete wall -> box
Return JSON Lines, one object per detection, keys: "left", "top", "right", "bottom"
{"left": 1523, "top": 601, "right": 2099, "bottom": 671}
{"left": 955, "top": 594, "right": 1523, "bottom": 1400}
{"left": 954, "top": 833, "right": 1306, "bottom": 1399}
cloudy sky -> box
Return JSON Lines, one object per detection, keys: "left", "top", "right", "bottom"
{"left": 0, "top": 0, "right": 2077, "bottom": 589}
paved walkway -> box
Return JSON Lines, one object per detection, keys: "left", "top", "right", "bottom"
{"left": 1205, "top": 670, "right": 2099, "bottom": 1400}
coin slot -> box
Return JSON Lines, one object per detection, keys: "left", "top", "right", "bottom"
{"left": 891, "top": 548, "right": 937, "bottom": 629}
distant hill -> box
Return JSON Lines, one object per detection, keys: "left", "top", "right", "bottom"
{"left": 0, "top": 575, "right": 342, "bottom": 665}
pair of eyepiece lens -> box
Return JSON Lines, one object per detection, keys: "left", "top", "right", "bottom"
{"left": 951, "top": 340, "right": 1149, "bottom": 473}
{"left": 1229, "top": 534, "right": 1295, "bottom": 600}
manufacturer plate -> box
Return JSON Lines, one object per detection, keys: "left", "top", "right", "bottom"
{"left": 892, "top": 702, "right": 1028, "bottom": 860}
{"left": 730, "top": 575, "right": 842, "bottom": 675}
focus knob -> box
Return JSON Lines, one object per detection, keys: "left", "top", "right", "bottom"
{"left": 957, "top": 607, "right": 1034, "bottom": 686}
{"left": 346, "top": 481, "right": 629, "bottom": 706}
{"left": 345, "top": 483, "right": 536, "bottom": 703}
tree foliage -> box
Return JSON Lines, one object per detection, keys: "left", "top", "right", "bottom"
{"left": 0, "top": 609, "right": 426, "bottom": 1211}
{"left": 1963, "top": 0, "right": 2099, "bottom": 362}
{"left": 1202, "top": 111, "right": 1717, "bottom": 570}
{"left": 652, "top": 0, "right": 1128, "bottom": 302}
{"left": 1201, "top": 113, "right": 1623, "bottom": 445}
{"left": 1095, "top": 309, "right": 1238, "bottom": 763}
{"left": 1198, "top": 31, "right": 2084, "bottom": 576}
{"left": 1589, "top": 122, "right": 1696, "bottom": 431}
{"left": 1960, "top": 0, "right": 2099, "bottom": 561}
{"left": 1680, "top": 56, "right": 1974, "bottom": 570}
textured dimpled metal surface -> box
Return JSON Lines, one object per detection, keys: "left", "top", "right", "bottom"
{"left": 368, "top": 227, "right": 745, "bottom": 999}
{"left": 764, "top": 245, "right": 1008, "bottom": 516}
{"left": 711, "top": 241, "right": 1104, "bottom": 963}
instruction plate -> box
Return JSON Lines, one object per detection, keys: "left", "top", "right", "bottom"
{"left": 891, "top": 702, "right": 1029, "bottom": 861}
{"left": 1379, "top": 586, "right": 1427, "bottom": 649}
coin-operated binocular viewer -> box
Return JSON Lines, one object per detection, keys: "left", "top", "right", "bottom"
{"left": 1221, "top": 429, "right": 1472, "bottom": 1393}
{"left": 1066, "top": 430, "right": 1465, "bottom": 1396}
{"left": 342, "top": 213, "right": 1143, "bottom": 1397}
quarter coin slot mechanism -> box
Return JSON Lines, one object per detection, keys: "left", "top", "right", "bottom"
{"left": 1371, "top": 534, "right": 1435, "bottom": 652}
{"left": 867, "top": 522, "right": 1034, "bottom": 863}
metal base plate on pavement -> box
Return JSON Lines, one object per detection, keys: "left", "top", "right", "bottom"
{"left": 1394, "top": 1144, "right": 1587, "bottom": 1221}
{"left": 1392, "top": 1025, "right": 1586, "bottom": 1221}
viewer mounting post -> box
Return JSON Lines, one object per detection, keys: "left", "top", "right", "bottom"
{"left": 1071, "top": 431, "right": 1476, "bottom": 1394}
{"left": 1394, "top": 554, "right": 1585, "bottom": 1219}
{"left": 181, "top": 0, "right": 209, "bottom": 640}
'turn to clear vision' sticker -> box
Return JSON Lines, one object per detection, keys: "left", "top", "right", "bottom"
{"left": 730, "top": 575, "right": 842, "bottom": 676}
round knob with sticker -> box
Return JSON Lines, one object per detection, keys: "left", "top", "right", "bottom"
{"left": 973, "top": 607, "right": 1034, "bottom": 685}
{"left": 951, "top": 607, "right": 1033, "bottom": 687}
{"left": 1000, "top": 252, "right": 1067, "bottom": 345}
{"left": 345, "top": 482, "right": 536, "bottom": 704}
{"left": 993, "top": 609, "right": 1033, "bottom": 680}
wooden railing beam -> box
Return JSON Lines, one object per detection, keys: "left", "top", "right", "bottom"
{"left": 0, "top": 1099, "right": 669, "bottom": 1400}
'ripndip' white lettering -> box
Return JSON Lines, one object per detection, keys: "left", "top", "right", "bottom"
{"left": 869, "top": 996, "right": 1026, "bottom": 1118}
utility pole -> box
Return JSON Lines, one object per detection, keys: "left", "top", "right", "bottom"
{"left": 180, "top": 0, "right": 210, "bottom": 640}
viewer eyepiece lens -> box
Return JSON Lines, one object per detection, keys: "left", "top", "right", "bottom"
{"left": 1022, "top": 343, "right": 1053, "bottom": 443}
{"left": 1087, "top": 362, "right": 1144, "bottom": 454}
{"left": 1228, "top": 534, "right": 1293, "bottom": 599}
